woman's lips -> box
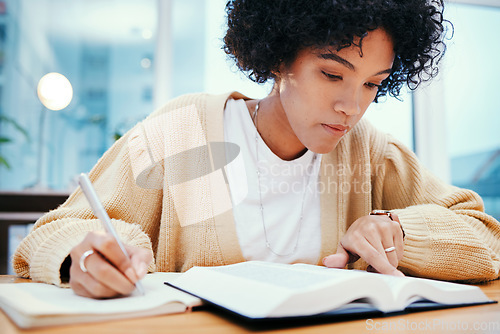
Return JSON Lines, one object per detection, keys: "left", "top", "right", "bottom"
{"left": 322, "top": 123, "right": 348, "bottom": 136}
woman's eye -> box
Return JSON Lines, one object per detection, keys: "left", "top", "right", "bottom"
{"left": 322, "top": 71, "right": 342, "bottom": 80}
{"left": 365, "top": 82, "right": 382, "bottom": 90}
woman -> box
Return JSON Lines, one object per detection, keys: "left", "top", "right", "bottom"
{"left": 13, "top": 0, "right": 500, "bottom": 298}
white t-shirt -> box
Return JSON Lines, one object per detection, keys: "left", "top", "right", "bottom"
{"left": 224, "top": 98, "right": 322, "bottom": 264}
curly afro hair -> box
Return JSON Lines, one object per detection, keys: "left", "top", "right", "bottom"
{"left": 223, "top": 0, "right": 451, "bottom": 100}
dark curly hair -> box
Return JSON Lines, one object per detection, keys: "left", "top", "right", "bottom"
{"left": 223, "top": 0, "right": 451, "bottom": 100}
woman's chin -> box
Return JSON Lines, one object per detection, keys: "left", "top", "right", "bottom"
{"left": 308, "top": 140, "right": 341, "bottom": 155}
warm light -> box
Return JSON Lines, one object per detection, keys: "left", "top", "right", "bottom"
{"left": 37, "top": 73, "right": 73, "bottom": 111}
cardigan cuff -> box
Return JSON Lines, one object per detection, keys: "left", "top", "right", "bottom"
{"left": 30, "top": 219, "right": 154, "bottom": 286}
{"left": 390, "top": 208, "right": 432, "bottom": 275}
{"left": 392, "top": 205, "right": 500, "bottom": 281}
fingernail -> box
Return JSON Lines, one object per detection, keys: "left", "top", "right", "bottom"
{"left": 125, "top": 267, "right": 137, "bottom": 282}
{"left": 136, "top": 262, "right": 148, "bottom": 278}
{"left": 323, "top": 256, "right": 334, "bottom": 267}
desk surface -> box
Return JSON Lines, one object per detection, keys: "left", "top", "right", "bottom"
{"left": 1, "top": 276, "right": 499, "bottom": 334}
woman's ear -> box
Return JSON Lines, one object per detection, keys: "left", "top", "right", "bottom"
{"left": 274, "top": 62, "right": 284, "bottom": 76}
{"left": 271, "top": 66, "right": 282, "bottom": 88}
{"left": 271, "top": 70, "right": 280, "bottom": 80}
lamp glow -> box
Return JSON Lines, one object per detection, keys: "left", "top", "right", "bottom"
{"left": 37, "top": 73, "right": 73, "bottom": 111}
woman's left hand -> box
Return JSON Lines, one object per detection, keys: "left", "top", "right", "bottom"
{"left": 322, "top": 213, "right": 405, "bottom": 276}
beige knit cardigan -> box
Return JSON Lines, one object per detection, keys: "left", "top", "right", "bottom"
{"left": 13, "top": 92, "right": 500, "bottom": 285}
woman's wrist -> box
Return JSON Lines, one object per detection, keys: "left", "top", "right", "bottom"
{"left": 369, "top": 210, "right": 405, "bottom": 239}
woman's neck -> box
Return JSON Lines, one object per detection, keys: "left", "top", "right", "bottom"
{"left": 246, "top": 91, "right": 307, "bottom": 161}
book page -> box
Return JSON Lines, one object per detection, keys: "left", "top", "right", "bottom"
{"left": 0, "top": 273, "right": 201, "bottom": 317}
{"left": 210, "top": 262, "right": 357, "bottom": 290}
{"left": 395, "top": 276, "right": 491, "bottom": 308}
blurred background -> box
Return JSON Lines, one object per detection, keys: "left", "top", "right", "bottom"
{"left": 0, "top": 0, "right": 499, "bottom": 273}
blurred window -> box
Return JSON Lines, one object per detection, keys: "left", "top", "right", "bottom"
{"left": 444, "top": 3, "right": 500, "bottom": 219}
{"left": 0, "top": 0, "right": 156, "bottom": 190}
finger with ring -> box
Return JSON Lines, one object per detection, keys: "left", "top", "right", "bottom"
{"left": 79, "top": 250, "right": 94, "bottom": 273}
{"left": 384, "top": 246, "right": 396, "bottom": 253}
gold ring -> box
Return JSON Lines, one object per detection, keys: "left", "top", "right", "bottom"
{"left": 79, "top": 250, "right": 94, "bottom": 273}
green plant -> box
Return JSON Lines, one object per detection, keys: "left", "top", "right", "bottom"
{"left": 0, "top": 114, "right": 30, "bottom": 169}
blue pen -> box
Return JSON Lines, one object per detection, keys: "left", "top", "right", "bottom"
{"left": 78, "top": 173, "right": 145, "bottom": 295}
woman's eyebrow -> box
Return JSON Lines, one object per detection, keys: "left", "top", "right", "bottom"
{"left": 374, "top": 68, "right": 393, "bottom": 76}
{"left": 318, "top": 53, "right": 355, "bottom": 70}
{"left": 318, "top": 52, "right": 393, "bottom": 76}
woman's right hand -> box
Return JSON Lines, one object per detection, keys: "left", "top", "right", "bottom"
{"left": 69, "top": 231, "right": 151, "bottom": 299}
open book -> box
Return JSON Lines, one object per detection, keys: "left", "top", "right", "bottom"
{"left": 0, "top": 273, "right": 201, "bottom": 328}
{"left": 167, "top": 261, "right": 494, "bottom": 320}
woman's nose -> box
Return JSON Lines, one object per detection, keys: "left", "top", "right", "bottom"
{"left": 333, "top": 89, "right": 361, "bottom": 116}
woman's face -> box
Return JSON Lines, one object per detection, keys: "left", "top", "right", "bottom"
{"left": 276, "top": 28, "right": 395, "bottom": 154}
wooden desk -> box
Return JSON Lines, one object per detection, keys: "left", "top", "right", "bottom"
{"left": 1, "top": 276, "right": 499, "bottom": 334}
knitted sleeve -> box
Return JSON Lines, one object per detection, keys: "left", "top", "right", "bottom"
{"left": 12, "top": 126, "right": 163, "bottom": 286}
{"left": 372, "top": 133, "right": 500, "bottom": 282}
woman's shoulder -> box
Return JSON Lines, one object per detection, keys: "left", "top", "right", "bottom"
{"left": 339, "top": 119, "right": 388, "bottom": 152}
{"left": 342, "top": 119, "right": 418, "bottom": 165}
{"left": 144, "top": 91, "right": 250, "bottom": 121}
{"left": 144, "top": 92, "right": 211, "bottom": 121}
{"left": 324, "top": 118, "right": 410, "bottom": 166}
